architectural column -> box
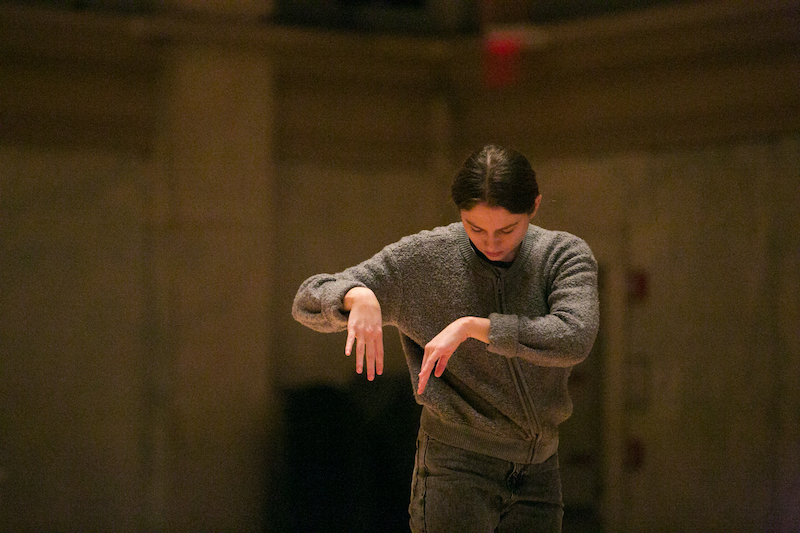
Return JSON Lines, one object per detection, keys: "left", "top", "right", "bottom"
{"left": 145, "top": 41, "right": 277, "bottom": 531}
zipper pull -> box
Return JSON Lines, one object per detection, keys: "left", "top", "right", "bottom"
{"left": 496, "top": 275, "right": 504, "bottom": 308}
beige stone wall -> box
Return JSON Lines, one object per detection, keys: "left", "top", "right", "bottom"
{"left": 1, "top": 148, "right": 150, "bottom": 531}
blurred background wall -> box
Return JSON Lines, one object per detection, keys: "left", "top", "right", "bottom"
{"left": 1, "top": 1, "right": 798, "bottom": 531}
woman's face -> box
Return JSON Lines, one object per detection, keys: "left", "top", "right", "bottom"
{"left": 460, "top": 200, "right": 539, "bottom": 262}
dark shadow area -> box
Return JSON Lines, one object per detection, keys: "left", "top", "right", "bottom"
{"left": 273, "top": 0, "right": 480, "bottom": 36}
{"left": 281, "top": 375, "right": 422, "bottom": 533}
{"left": 526, "top": 0, "right": 696, "bottom": 24}
{"left": 563, "top": 505, "right": 603, "bottom": 533}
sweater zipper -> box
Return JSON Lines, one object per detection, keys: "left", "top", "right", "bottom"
{"left": 494, "top": 272, "right": 541, "bottom": 461}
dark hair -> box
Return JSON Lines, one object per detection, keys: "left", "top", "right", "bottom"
{"left": 451, "top": 145, "right": 540, "bottom": 214}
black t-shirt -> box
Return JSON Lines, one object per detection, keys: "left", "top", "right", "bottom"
{"left": 469, "top": 240, "right": 514, "bottom": 269}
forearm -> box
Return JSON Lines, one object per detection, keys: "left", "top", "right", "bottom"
{"left": 490, "top": 312, "right": 598, "bottom": 367}
{"left": 487, "top": 242, "right": 599, "bottom": 365}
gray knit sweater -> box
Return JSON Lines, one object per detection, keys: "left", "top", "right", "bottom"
{"left": 292, "top": 222, "right": 599, "bottom": 464}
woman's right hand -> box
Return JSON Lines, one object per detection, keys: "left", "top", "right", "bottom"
{"left": 343, "top": 287, "right": 384, "bottom": 381}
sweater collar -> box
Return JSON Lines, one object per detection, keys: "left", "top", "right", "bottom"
{"left": 469, "top": 240, "right": 515, "bottom": 269}
{"left": 455, "top": 222, "right": 535, "bottom": 278}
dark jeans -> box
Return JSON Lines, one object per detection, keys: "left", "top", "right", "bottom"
{"left": 408, "top": 429, "right": 563, "bottom": 533}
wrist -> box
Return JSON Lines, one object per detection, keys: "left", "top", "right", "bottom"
{"left": 462, "top": 316, "right": 490, "bottom": 344}
{"left": 343, "top": 286, "right": 375, "bottom": 311}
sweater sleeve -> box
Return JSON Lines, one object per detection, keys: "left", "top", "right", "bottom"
{"left": 292, "top": 243, "right": 402, "bottom": 333}
{"left": 486, "top": 237, "right": 599, "bottom": 367}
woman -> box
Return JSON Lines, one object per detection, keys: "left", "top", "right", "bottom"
{"left": 292, "top": 145, "right": 599, "bottom": 532}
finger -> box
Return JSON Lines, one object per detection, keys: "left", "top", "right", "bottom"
{"left": 417, "top": 366, "right": 431, "bottom": 395}
{"left": 417, "top": 347, "right": 436, "bottom": 395}
{"left": 345, "top": 329, "right": 355, "bottom": 356}
{"left": 365, "top": 337, "right": 375, "bottom": 381}
{"left": 420, "top": 345, "right": 438, "bottom": 377}
{"left": 355, "top": 335, "right": 366, "bottom": 374}
{"left": 434, "top": 354, "right": 451, "bottom": 377}
{"left": 375, "top": 333, "right": 384, "bottom": 377}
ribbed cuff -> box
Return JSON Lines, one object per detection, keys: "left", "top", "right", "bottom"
{"left": 487, "top": 312, "right": 520, "bottom": 357}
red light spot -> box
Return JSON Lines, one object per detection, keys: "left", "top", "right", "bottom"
{"left": 483, "top": 36, "right": 522, "bottom": 88}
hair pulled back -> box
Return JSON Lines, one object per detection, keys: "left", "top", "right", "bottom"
{"left": 451, "top": 145, "right": 540, "bottom": 214}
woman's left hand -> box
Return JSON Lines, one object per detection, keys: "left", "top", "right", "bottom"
{"left": 418, "top": 316, "right": 489, "bottom": 395}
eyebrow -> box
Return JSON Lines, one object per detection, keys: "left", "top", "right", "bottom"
{"left": 464, "top": 219, "right": 519, "bottom": 232}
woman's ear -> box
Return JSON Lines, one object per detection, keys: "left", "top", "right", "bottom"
{"left": 530, "top": 195, "right": 543, "bottom": 219}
